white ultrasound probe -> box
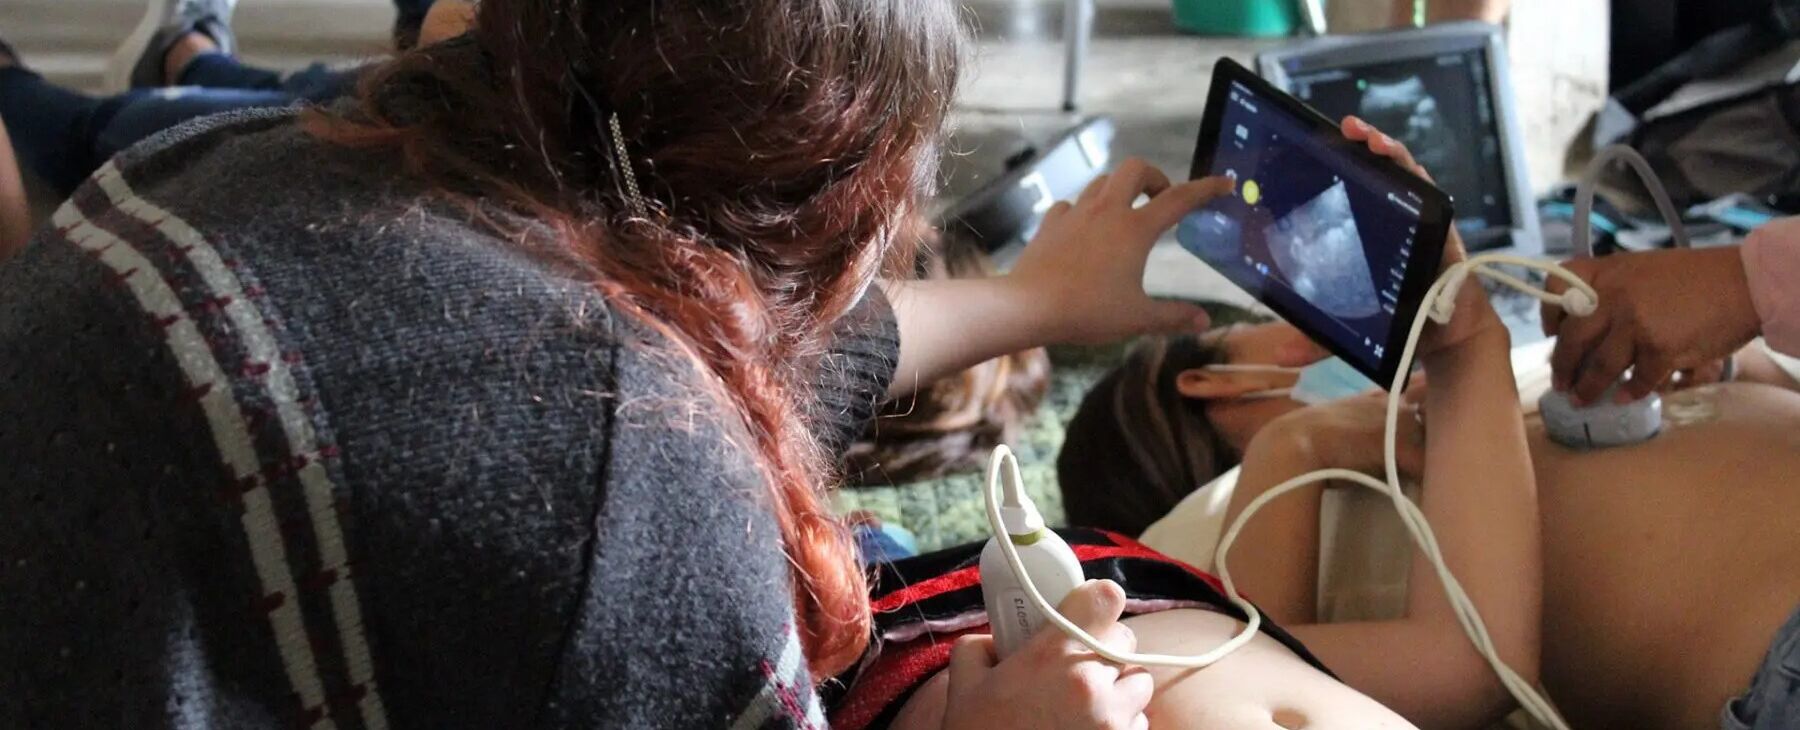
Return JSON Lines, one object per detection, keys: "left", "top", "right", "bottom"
{"left": 1539, "top": 385, "right": 1664, "bottom": 449}
{"left": 1537, "top": 144, "right": 1687, "bottom": 450}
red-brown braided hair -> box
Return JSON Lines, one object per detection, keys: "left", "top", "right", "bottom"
{"left": 313, "top": 0, "right": 965, "bottom": 678}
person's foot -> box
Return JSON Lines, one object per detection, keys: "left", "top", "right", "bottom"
{"left": 102, "top": 0, "right": 240, "bottom": 91}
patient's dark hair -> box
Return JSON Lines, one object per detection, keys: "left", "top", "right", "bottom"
{"left": 1057, "top": 335, "right": 1237, "bottom": 536}
{"left": 313, "top": 0, "right": 965, "bottom": 678}
{"left": 844, "top": 230, "right": 1052, "bottom": 485}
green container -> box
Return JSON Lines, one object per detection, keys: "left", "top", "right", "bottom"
{"left": 1171, "top": 0, "right": 1298, "bottom": 37}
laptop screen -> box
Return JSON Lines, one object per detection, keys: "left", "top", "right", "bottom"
{"left": 1284, "top": 49, "right": 1513, "bottom": 246}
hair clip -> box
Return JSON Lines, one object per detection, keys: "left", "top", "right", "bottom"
{"left": 569, "top": 77, "right": 650, "bottom": 219}
{"left": 607, "top": 112, "right": 650, "bottom": 219}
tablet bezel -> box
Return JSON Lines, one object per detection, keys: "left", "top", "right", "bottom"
{"left": 1188, "top": 58, "right": 1453, "bottom": 388}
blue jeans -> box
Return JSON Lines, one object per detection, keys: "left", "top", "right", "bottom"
{"left": 0, "top": 53, "right": 356, "bottom": 195}
{"left": 1722, "top": 603, "right": 1800, "bottom": 729}
{"left": 852, "top": 523, "right": 920, "bottom": 567}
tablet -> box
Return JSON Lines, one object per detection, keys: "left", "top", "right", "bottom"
{"left": 1178, "top": 58, "right": 1453, "bottom": 387}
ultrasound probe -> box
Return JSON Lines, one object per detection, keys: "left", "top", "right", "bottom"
{"left": 1539, "top": 145, "right": 1687, "bottom": 450}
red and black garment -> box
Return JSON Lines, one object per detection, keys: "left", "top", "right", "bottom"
{"left": 823, "top": 528, "right": 1334, "bottom": 730}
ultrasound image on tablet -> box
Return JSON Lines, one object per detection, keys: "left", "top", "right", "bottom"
{"left": 1180, "top": 79, "right": 1435, "bottom": 374}
{"left": 1266, "top": 180, "right": 1383, "bottom": 320}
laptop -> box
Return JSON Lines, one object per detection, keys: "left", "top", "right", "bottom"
{"left": 1257, "top": 21, "right": 1542, "bottom": 255}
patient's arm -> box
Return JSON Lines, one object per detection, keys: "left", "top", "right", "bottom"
{"left": 1223, "top": 326, "right": 1542, "bottom": 729}
{"left": 1733, "top": 342, "right": 1800, "bottom": 392}
{"left": 1218, "top": 118, "right": 1546, "bottom": 728}
{"left": 1222, "top": 391, "right": 1426, "bottom": 622}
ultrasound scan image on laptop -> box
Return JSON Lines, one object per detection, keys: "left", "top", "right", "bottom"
{"left": 1258, "top": 22, "right": 1541, "bottom": 255}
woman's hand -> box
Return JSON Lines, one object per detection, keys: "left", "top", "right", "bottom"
{"left": 941, "top": 580, "right": 1153, "bottom": 730}
{"left": 1006, "top": 160, "right": 1235, "bottom": 346}
{"left": 1340, "top": 117, "right": 1506, "bottom": 359}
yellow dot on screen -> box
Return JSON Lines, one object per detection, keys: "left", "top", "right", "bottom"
{"left": 1243, "top": 179, "right": 1262, "bottom": 205}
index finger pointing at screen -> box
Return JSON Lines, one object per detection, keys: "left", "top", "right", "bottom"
{"left": 1138, "top": 176, "right": 1234, "bottom": 234}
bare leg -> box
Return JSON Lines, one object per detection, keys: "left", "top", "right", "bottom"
{"left": 0, "top": 47, "right": 30, "bottom": 257}
{"left": 162, "top": 32, "right": 219, "bottom": 86}
{"left": 0, "top": 118, "right": 30, "bottom": 259}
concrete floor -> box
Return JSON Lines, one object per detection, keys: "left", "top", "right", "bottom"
{"left": 2, "top": 0, "right": 1278, "bottom": 307}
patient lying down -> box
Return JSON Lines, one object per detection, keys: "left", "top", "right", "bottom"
{"left": 1058, "top": 320, "right": 1800, "bottom": 730}
{"left": 863, "top": 130, "right": 1540, "bottom": 730}
{"left": 883, "top": 319, "right": 1526, "bottom": 729}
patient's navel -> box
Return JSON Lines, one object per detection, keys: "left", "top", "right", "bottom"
{"left": 1270, "top": 708, "right": 1309, "bottom": 729}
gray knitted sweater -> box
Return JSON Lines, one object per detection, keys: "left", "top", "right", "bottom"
{"left": 0, "top": 108, "right": 897, "bottom": 729}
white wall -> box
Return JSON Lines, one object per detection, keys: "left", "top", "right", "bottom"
{"left": 1328, "top": 0, "right": 1611, "bottom": 190}
{"left": 1508, "top": 0, "right": 1610, "bottom": 192}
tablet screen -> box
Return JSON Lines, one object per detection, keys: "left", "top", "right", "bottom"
{"left": 1179, "top": 75, "right": 1442, "bottom": 379}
